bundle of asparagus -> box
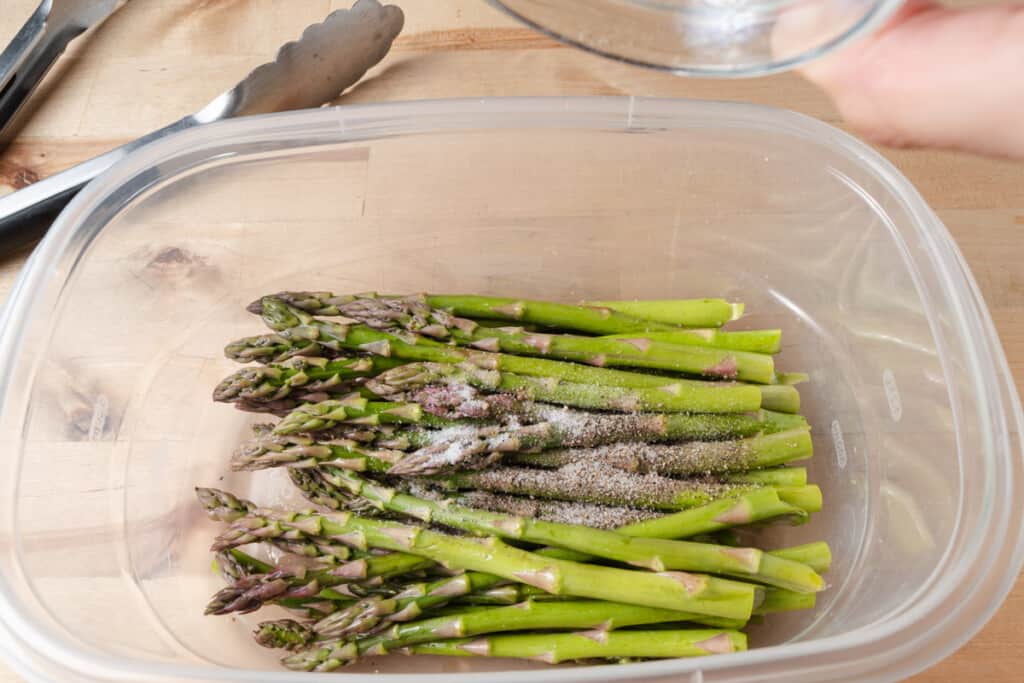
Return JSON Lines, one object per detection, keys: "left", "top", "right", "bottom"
{"left": 200, "top": 293, "right": 827, "bottom": 672}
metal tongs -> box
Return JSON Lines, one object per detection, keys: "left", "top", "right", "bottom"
{"left": 0, "top": 0, "right": 404, "bottom": 255}
{"left": 0, "top": 1, "right": 127, "bottom": 137}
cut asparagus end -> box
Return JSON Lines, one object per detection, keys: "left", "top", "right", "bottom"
{"left": 770, "top": 541, "right": 832, "bottom": 574}
{"left": 776, "top": 485, "right": 823, "bottom": 513}
{"left": 758, "top": 384, "right": 801, "bottom": 414}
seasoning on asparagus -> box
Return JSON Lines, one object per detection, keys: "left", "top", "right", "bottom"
{"left": 200, "top": 290, "right": 830, "bottom": 673}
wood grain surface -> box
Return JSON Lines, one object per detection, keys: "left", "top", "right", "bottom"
{"left": 0, "top": 1, "right": 1021, "bottom": 681}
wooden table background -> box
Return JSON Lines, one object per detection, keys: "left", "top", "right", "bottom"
{"left": 0, "top": 0, "right": 1021, "bottom": 680}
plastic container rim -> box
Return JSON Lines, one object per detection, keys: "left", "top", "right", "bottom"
{"left": 0, "top": 96, "right": 1020, "bottom": 682}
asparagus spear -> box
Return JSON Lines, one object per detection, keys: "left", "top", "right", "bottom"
{"left": 213, "top": 356, "right": 406, "bottom": 407}
{"left": 367, "top": 361, "right": 763, "bottom": 414}
{"left": 755, "top": 588, "right": 816, "bottom": 614}
{"left": 394, "top": 363, "right": 799, "bottom": 414}
{"left": 433, "top": 462, "right": 757, "bottom": 511}
{"left": 274, "top": 396, "right": 425, "bottom": 434}
{"left": 295, "top": 470, "right": 820, "bottom": 579}
{"left": 196, "top": 487, "right": 258, "bottom": 522}
{"left": 771, "top": 542, "right": 832, "bottom": 574}
{"left": 727, "top": 466, "right": 808, "bottom": 487}
{"left": 296, "top": 467, "right": 808, "bottom": 544}
{"left": 602, "top": 328, "right": 781, "bottom": 354}
{"left": 259, "top": 578, "right": 816, "bottom": 657}
{"left": 422, "top": 488, "right": 662, "bottom": 530}
{"left": 197, "top": 488, "right": 356, "bottom": 561}
{"left": 209, "top": 501, "right": 760, "bottom": 620}
{"left": 401, "top": 629, "right": 747, "bottom": 663}
{"left": 256, "top": 403, "right": 803, "bottom": 476}
{"left": 282, "top": 626, "right": 744, "bottom": 671}
{"left": 217, "top": 352, "right": 798, "bottom": 416}
{"left": 224, "top": 330, "right": 323, "bottom": 363}
{"left": 382, "top": 600, "right": 747, "bottom": 649}
{"left": 204, "top": 549, "right": 436, "bottom": 615}
{"left": 309, "top": 572, "right": 509, "bottom": 640}
{"left": 254, "top": 619, "right": 317, "bottom": 651}
{"left": 387, "top": 410, "right": 802, "bottom": 476}
{"left": 253, "top": 292, "right": 684, "bottom": 335}
{"left": 582, "top": 299, "right": 744, "bottom": 327}
{"left": 257, "top": 297, "right": 775, "bottom": 383}
{"left": 225, "top": 316, "right": 800, "bottom": 416}
{"left": 275, "top": 599, "right": 748, "bottom": 669}
{"left": 231, "top": 434, "right": 401, "bottom": 473}
{"left": 757, "top": 384, "right": 801, "bottom": 413}
{"left": 435, "top": 462, "right": 823, "bottom": 515}
{"left": 453, "top": 585, "right": 537, "bottom": 606}
{"left": 508, "top": 429, "right": 812, "bottom": 476}
{"left": 310, "top": 468, "right": 824, "bottom": 593}
{"left": 777, "top": 485, "right": 823, "bottom": 513}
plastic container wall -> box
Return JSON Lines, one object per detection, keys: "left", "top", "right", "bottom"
{"left": 0, "top": 98, "right": 1020, "bottom": 682}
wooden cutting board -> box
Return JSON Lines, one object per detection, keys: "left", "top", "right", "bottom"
{"left": 0, "top": 1, "right": 1021, "bottom": 681}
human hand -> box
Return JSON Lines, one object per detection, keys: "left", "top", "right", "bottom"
{"left": 796, "top": 1, "right": 1024, "bottom": 159}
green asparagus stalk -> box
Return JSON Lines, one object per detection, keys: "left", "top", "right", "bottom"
{"left": 274, "top": 396, "right": 424, "bottom": 435}
{"left": 598, "top": 489, "right": 802, "bottom": 540}
{"left": 294, "top": 471, "right": 813, "bottom": 580}
{"left": 209, "top": 501, "right": 760, "bottom": 620}
{"left": 254, "top": 620, "right": 317, "bottom": 651}
{"left": 369, "top": 361, "right": 762, "bottom": 414}
{"left": 770, "top": 542, "right": 832, "bottom": 574}
{"left": 689, "top": 529, "right": 742, "bottom": 547}
{"left": 312, "top": 468, "right": 824, "bottom": 593}
{"left": 416, "top": 319, "right": 777, "bottom": 382}
{"left": 198, "top": 488, "right": 356, "bottom": 561}
{"left": 602, "top": 328, "right": 781, "bottom": 354}
{"left": 727, "top": 467, "right": 808, "bottom": 487}
{"left": 387, "top": 410, "right": 804, "bottom": 476}
{"left": 282, "top": 626, "right": 745, "bottom": 671}
{"left": 204, "top": 548, "right": 437, "bottom": 615}
{"left": 426, "top": 295, "right": 746, "bottom": 333}
{"left": 754, "top": 588, "right": 816, "bottom": 614}
{"left": 215, "top": 548, "right": 273, "bottom": 580}
{"left": 508, "top": 429, "right": 812, "bottom": 476}
{"left": 452, "top": 586, "right": 535, "bottom": 606}
{"left": 434, "top": 463, "right": 757, "bottom": 511}
{"left": 257, "top": 297, "right": 775, "bottom": 383}
{"left": 224, "top": 330, "right": 322, "bottom": 363}
{"left": 231, "top": 434, "right": 401, "bottom": 473}
{"left": 256, "top": 407, "right": 803, "bottom": 476}
{"left": 255, "top": 292, "right": 684, "bottom": 335}
{"left": 400, "top": 629, "right": 747, "bottom": 663}
{"left": 226, "top": 316, "right": 800, "bottom": 417}
{"left": 426, "top": 488, "right": 662, "bottom": 529}
{"left": 776, "top": 485, "right": 823, "bottom": 513}
{"left": 213, "top": 356, "right": 407, "bottom": 407}
{"left": 757, "top": 384, "right": 801, "bottom": 413}
{"left": 310, "top": 572, "right": 508, "bottom": 640}
{"left": 435, "top": 464, "right": 822, "bottom": 515}
{"left": 582, "top": 299, "right": 744, "bottom": 327}
{"left": 277, "top": 599, "right": 748, "bottom": 670}
{"left": 258, "top": 578, "right": 815, "bottom": 654}
{"left": 377, "top": 600, "right": 747, "bottom": 650}
{"left": 196, "top": 487, "right": 258, "bottom": 522}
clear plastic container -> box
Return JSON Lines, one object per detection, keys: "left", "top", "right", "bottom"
{"left": 492, "top": 0, "right": 906, "bottom": 76}
{"left": 0, "top": 97, "right": 1021, "bottom": 682}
